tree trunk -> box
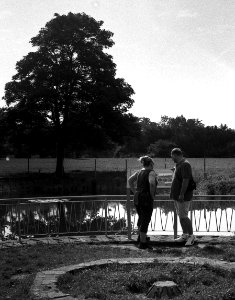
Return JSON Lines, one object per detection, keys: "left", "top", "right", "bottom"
{"left": 146, "top": 281, "right": 181, "bottom": 299}
{"left": 56, "top": 139, "right": 65, "bottom": 178}
{"left": 58, "top": 202, "right": 67, "bottom": 232}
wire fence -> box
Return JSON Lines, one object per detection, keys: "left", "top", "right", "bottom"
{"left": 0, "top": 195, "right": 234, "bottom": 242}
{"left": 0, "top": 157, "right": 235, "bottom": 176}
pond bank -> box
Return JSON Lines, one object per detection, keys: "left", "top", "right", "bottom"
{"left": 1, "top": 234, "right": 235, "bottom": 249}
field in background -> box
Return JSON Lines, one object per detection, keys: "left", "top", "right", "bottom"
{"left": 0, "top": 157, "right": 235, "bottom": 176}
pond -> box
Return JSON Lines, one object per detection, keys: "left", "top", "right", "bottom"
{"left": 104, "top": 202, "right": 235, "bottom": 236}
{"left": 0, "top": 199, "right": 234, "bottom": 238}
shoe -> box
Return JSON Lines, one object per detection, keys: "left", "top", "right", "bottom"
{"left": 138, "top": 242, "right": 153, "bottom": 250}
{"left": 174, "top": 233, "right": 188, "bottom": 242}
{"left": 137, "top": 235, "right": 150, "bottom": 243}
{"left": 185, "top": 235, "right": 195, "bottom": 246}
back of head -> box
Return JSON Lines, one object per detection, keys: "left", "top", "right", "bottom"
{"left": 171, "top": 148, "right": 183, "bottom": 157}
{"left": 139, "top": 155, "right": 154, "bottom": 167}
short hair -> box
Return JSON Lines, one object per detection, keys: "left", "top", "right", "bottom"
{"left": 138, "top": 155, "right": 154, "bottom": 167}
{"left": 171, "top": 148, "right": 183, "bottom": 156}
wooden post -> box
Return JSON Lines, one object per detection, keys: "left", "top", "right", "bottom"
{"left": 17, "top": 200, "right": 21, "bottom": 243}
{"left": 173, "top": 207, "right": 178, "bottom": 239}
{"left": 164, "top": 157, "right": 167, "bottom": 169}
{"left": 105, "top": 197, "right": 108, "bottom": 236}
{"left": 203, "top": 155, "right": 207, "bottom": 179}
{"left": 126, "top": 187, "right": 132, "bottom": 240}
{"left": 94, "top": 158, "right": 97, "bottom": 179}
{"left": 93, "top": 158, "right": 97, "bottom": 194}
{"left": 27, "top": 156, "right": 30, "bottom": 174}
{"left": 126, "top": 159, "right": 132, "bottom": 240}
{"left": 190, "top": 201, "right": 193, "bottom": 231}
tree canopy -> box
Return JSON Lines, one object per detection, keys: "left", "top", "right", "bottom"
{"left": 3, "top": 12, "right": 138, "bottom": 175}
{"left": 121, "top": 115, "right": 235, "bottom": 158}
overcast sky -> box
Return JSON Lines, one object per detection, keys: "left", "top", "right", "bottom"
{"left": 1, "top": 0, "right": 235, "bottom": 128}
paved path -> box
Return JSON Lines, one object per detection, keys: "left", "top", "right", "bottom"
{"left": 31, "top": 255, "right": 235, "bottom": 300}
{"left": 1, "top": 234, "right": 235, "bottom": 249}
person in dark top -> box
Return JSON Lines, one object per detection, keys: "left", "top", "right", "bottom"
{"left": 170, "top": 148, "right": 195, "bottom": 246}
{"left": 128, "top": 156, "right": 158, "bottom": 249}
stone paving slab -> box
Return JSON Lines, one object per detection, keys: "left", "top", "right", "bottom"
{"left": 59, "top": 297, "right": 81, "bottom": 300}
{"left": 0, "top": 234, "right": 234, "bottom": 249}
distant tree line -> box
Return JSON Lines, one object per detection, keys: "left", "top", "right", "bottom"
{"left": 121, "top": 116, "right": 235, "bottom": 158}
{"left": 1, "top": 107, "right": 235, "bottom": 160}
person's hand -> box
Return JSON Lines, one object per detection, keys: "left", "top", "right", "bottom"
{"left": 178, "top": 194, "right": 184, "bottom": 202}
{"left": 131, "top": 188, "right": 136, "bottom": 195}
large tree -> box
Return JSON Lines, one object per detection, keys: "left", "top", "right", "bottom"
{"left": 148, "top": 139, "right": 178, "bottom": 158}
{"left": 2, "top": 106, "right": 54, "bottom": 158}
{"left": 3, "top": 12, "right": 135, "bottom": 176}
{"left": 159, "top": 115, "right": 205, "bottom": 157}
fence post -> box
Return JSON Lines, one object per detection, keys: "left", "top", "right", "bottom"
{"left": 17, "top": 200, "right": 21, "bottom": 243}
{"left": 126, "top": 159, "right": 132, "bottom": 240}
{"left": 94, "top": 159, "right": 97, "bottom": 179}
{"left": 105, "top": 197, "right": 108, "bottom": 236}
{"left": 92, "top": 158, "right": 97, "bottom": 195}
{"left": 126, "top": 187, "right": 132, "bottom": 240}
{"left": 173, "top": 207, "right": 178, "bottom": 239}
{"left": 203, "top": 155, "right": 207, "bottom": 179}
{"left": 190, "top": 201, "right": 193, "bottom": 228}
{"left": 28, "top": 155, "right": 29, "bottom": 174}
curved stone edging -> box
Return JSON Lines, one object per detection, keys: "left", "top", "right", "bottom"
{"left": 30, "top": 256, "right": 235, "bottom": 300}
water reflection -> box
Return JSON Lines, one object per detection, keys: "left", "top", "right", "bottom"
{"left": 0, "top": 200, "right": 234, "bottom": 239}
{"left": 104, "top": 203, "right": 235, "bottom": 236}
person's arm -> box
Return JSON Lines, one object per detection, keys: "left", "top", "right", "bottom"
{"left": 179, "top": 179, "right": 190, "bottom": 201}
{"left": 149, "top": 171, "right": 157, "bottom": 200}
{"left": 128, "top": 172, "right": 138, "bottom": 194}
{"left": 179, "top": 163, "right": 191, "bottom": 201}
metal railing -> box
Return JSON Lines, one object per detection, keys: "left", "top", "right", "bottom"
{"left": 0, "top": 194, "right": 235, "bottom": 242}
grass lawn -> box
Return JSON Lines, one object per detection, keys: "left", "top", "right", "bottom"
{"left": 0, "top": 241, "right": 235, "bottom": 300}
{"left": 58, "top": 261, "right": 235, "bottom": 300}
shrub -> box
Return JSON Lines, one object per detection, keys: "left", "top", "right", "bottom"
{"left": 197, "top": 175, "right": 235, "bottom": 195}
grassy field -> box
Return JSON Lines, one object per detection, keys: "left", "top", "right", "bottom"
{"left": 0, "top": 157, "right": 235, "bottom": 176}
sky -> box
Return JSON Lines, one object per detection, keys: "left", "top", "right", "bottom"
{"left": 1, "top": 0, "right": 235, "bottom": 128}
